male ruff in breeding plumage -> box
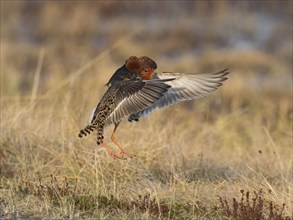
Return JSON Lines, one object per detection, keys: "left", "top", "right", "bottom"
{"left": 78, "top": 56, "right": 229, "bottom": 159}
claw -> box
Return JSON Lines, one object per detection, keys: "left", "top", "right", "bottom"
{"left": 110, "top": 151, "right": 126, "bottom": 160}
{"left": 102, "top": 142, "right": 125, "bottom": 160}
{"left": 119, "top": 149, "right": 133, "bottom": 158}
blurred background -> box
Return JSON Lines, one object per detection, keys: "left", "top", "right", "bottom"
{"left": 1, "top": 1, "right": 292, "bottom": 96}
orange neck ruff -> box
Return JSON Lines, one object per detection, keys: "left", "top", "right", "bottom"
{"left": 142, "top": 70, "right": 154, "bottom": 80}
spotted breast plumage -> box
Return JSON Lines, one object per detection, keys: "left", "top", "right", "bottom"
{"left": 78, "top": 56, "right": 229, "bottom": 159}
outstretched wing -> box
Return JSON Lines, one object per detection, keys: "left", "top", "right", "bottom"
{"left": 104, "top": 78, "right": 174, "bottom": 125}
{"left": 135, "top": 69, "right": 229, "bottom": 118}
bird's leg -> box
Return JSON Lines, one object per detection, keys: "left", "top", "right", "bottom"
{"left": 111, "top": 122, "right": 133, "bottom": 158}
{"left": 101, "top": 141, "right": 125, "bottom": 160}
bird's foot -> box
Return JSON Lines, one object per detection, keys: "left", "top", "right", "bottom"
{"left": 109, "top": 151, "right": 126, "bottom": 160}
{"left": 102, "top": 142, "right": 126, "bottom": 160}
{"left": 111, "top": 133, "right": 133, "bottom": 158}
{"left": 119, "top": 149, "right": 134, "bottom": 158}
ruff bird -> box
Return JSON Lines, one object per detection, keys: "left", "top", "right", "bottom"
{"left": 78, "top": 56, "right": 229, "bottom": 159}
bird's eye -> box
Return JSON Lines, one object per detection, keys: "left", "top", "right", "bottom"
{"left": 144, "top": 69, "right": 148, "bottom": 73}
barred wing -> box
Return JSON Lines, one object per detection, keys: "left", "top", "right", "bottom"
{"left": 105, "top": 79, "right": 174, "bottom": 125}
{"left": 137, "top": 69, "right": 229, "bottom": 118}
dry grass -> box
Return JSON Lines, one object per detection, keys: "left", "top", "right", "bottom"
{"left": 219, "top": 189, "right": 291, "bottom": 220}
{"left": 1, "top": 1, "right": 292, "bottom": 219}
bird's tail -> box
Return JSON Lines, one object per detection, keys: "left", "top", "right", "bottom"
{"left": 78, "top": 120, "right": 98, "bottom": 138}
{"left": 96, "top": 123, "right": 104, "bottom": 145}
{"left": 78, "top": 121, "right": 105, "bottom": 145}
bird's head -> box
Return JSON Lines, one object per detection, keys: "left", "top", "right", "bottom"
{"left": 125, "top": 56, "right": 157, "bottom": 80}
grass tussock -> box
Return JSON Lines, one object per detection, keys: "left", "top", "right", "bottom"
{"left": 219, "top": 189, "right": 291, "bottom": 220}
{"left": 1, "top": 1, "right": 293, "bottom": 219}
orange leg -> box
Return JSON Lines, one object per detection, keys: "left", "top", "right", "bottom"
{"left": 111, "top": 123, "right": 133, "bottom": 158}
{"left": 102, "top": 141, "right": 125, "bottom": 160}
